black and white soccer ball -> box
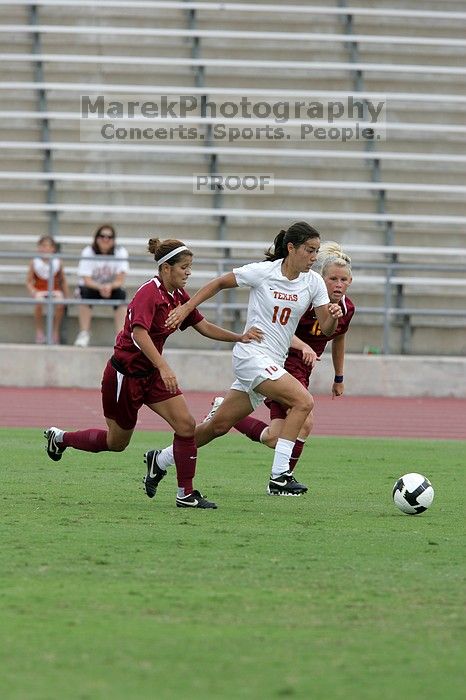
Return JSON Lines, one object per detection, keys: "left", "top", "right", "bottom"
{"left": 392, "top": 473, "right": 434, "bottom": 515}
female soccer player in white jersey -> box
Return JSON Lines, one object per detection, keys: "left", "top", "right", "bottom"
{"left": 143, "top": 221, "right": 343, "bottom": 499}
{"left": 231, "top": 242, "right": 355, "bottom": 486}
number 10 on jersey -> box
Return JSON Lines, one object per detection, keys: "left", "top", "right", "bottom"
{"left": 272, "top": 306, "right": 291, "bottom": 325}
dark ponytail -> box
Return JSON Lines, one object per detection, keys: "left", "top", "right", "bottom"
{"left": 264, "top": 221, "right": 320, "bottom": 261}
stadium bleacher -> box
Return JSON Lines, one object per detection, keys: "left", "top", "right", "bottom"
{"left": 0, "top": 0, "right": 465, "bottom": 355}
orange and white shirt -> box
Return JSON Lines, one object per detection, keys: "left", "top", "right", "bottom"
{"left": 32, "top": 256, "right": 63, "bottom": 293}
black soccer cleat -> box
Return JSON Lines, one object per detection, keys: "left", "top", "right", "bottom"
{"left": 143, "top": 450, "right": 167, "bottom": 498}
{"left": 267, "top": 471, "right": 308, "bottom": 496}
{"left": 44, "top": 426, "right": 66, "bottom": 462}
{"left": 176, "top": 489, "right": 218, "bottom": 509}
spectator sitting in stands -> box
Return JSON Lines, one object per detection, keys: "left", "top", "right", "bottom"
{"left": 26, "top": 235, "right": 69, "bottom": 344}
{"left": 74, "top": 224, "right": 129, "bottom": 347}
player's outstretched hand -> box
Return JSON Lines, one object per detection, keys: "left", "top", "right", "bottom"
{"left": 239, "top": 326, "right": 264, "bottom": 343}
{"left": 165, "top": 303, "right": 190, "bottom": 329}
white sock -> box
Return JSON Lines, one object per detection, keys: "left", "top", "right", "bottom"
{"left": 157, "top": 444, "right": 175, "bottom": 469}
{"left": 271, "top": 438, "right": 295, "bottom": 477}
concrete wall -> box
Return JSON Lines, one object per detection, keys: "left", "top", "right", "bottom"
{"left": 1, "top": 344, "right": 465, "bottom": 398}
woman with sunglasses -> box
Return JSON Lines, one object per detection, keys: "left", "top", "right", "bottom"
{"left": 74, "top": 224, "right": 129, "bottom": 347}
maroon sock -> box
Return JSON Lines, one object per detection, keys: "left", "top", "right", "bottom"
{"left": 289, "top": 439, "right": 305, "bottom": 472}
{"left": 62, "top": 429, "right": 108, "bottom": 452}
{"left": 234, "top": 416, "right": 267, "bottom": 443}
{"left": 173, "top": 434, "right": 197, "bottom": 494}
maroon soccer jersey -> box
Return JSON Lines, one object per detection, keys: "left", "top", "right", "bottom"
{"left": 285, "top": 295, "right": 355, "bottom": 380}
{"left": 113, "top": 276, "right": 203, "bottom": 375}
{"left": 292, "top": 295, "right": 354, "bottom": 357}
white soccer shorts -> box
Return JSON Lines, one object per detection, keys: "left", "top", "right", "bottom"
{"left": 231, "top": 348, "right": 287, "bottom": 410}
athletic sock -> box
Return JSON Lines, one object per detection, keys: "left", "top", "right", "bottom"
{"left": 271, "top": 438, "right": 295, "bottom": 477}
{"left": 233, "top": 416, "right": 268, "bottom": 443}
{"left": 62, "top": 429, "right": 108, "bottom": 452}
{"left": 173, "top": 434, "right": 197, "bottom": 494}
{"left": 157, "top": 444, "right": 175, "bottom": 469}
{"left": 289, "top": 439, "right": 305, "bottom": 472}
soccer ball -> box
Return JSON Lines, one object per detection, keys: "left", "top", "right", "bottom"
{"left": 392, "top": 473, "right": 434, "bottom": 515}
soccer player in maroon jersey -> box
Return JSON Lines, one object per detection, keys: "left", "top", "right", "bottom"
{"left": 44, "top": 238, "right": 262, "bottom": 509}
{"left": 217, "top": 242, "right": 354, "bottom": 490}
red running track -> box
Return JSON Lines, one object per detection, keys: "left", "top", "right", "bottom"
{"left": 0, "top": 387, "right": 465, "bottom": 440}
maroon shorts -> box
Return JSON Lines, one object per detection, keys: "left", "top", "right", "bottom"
{"left": 101, "top": 359, "right": 182, "bottom": 430}
{"left": 264, "top": 354, "right": 312, "bottom": 421}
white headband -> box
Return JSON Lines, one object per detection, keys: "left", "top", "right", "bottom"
{"left": 157, "top": 245, "right": 189, "bottom": 266}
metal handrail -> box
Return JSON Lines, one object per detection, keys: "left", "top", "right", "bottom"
{"left": 2, "top": 250, "right": 466, "bottom": 353}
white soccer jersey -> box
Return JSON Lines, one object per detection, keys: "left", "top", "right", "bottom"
{"left": 232, "top": 259, "right": 329, "bottom": 365}
{"left": 77, "top": 245, "right": 129, "bottom": 285}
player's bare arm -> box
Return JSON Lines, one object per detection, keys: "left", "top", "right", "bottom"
{"left": 165, "top": 272, "right": 239, "bottom": 329}
{"left": 194, "top": 319, "right": 264, "bottom": 344}
{"left": 290, "top": 335, "right": 318, "bottom": 367}
{"left": 331, "top": 333, "right": 346, "bottom": 398}
{"left": 132, "top": 325, "right": 179, "bottom": 393}
{"left": 314, "top": 303, "right": 342, "bottom": 336}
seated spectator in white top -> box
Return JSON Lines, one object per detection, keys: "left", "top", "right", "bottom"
{"left": 74, "top": 224, "right": 129, "bottom": 347}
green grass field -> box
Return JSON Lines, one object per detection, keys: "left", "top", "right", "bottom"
{"left": 1, "top": 427, "right": 464, "bottom": 700}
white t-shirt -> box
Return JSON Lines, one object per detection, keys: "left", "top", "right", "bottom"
{"left": 77, "top": 245, "right": 129, "bottom": 285}
{"left": 232, "top": 259, "right": 329, "bottom": 365}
